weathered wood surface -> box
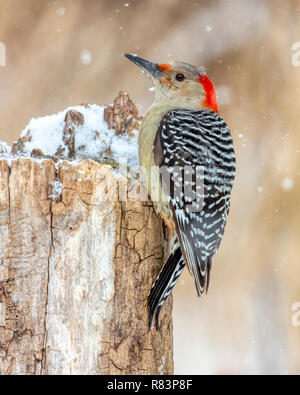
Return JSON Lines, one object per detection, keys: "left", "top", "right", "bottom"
{"left": 0, "top": 158, "right": 173, "bottom": 375}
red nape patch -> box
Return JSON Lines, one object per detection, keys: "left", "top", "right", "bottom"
{"left": 197, "top": 73, "right": 219, "bottom": 113}
{"left": 159, "top": 63, "right": 171, "bottom": 72}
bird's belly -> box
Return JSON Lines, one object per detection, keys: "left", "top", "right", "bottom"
{"left": 138, "top": 108, "right": 173, "bottom": 223}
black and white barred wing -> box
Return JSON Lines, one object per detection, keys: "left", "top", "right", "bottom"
{"left": 154, "top": 109, "right": 236, "bottom": 295}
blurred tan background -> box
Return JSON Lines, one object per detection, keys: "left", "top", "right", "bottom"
{"left": 1, "top": 0, "right": 300, "bottom": 374}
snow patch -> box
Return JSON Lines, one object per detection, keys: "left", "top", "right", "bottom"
{"left": 49, "top": 180, "right": 63, "bottom": 200}
{"left": 0, "top": 104, "right": 139, "bottom": 172}
{"left": 0, "top": 141, "right": 11, "bottom": 157}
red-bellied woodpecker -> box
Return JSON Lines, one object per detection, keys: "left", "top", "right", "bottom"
{"left": 125, "top": 54, "right": 236, "bottom": 329}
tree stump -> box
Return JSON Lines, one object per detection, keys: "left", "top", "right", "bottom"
{"left": 0, "top": 97, "right": 174, "bottom": 375}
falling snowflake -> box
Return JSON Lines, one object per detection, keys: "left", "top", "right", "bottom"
{"left": 56, "top": 7, "right": 66, "bottom": 16}
{"left": 216, "top": 86, "right": 231, "bottom": 105}
{"left": 257, "top": 186, "right": 264, "bottom": 193}
{"left": 80, "top": 50, "right": 92, "bottom": 65}
{"left": 281, "top": 177, "right": 294, "bottom": 191}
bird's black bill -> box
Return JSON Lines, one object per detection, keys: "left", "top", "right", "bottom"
{"left": 125, "top": 54, "right": 164, "bottom": 79}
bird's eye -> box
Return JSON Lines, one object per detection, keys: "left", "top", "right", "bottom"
{"left": 175, "top": 73, "right": 185, "bottom": 82}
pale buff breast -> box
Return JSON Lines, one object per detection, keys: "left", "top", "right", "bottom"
{"left": 138, "top": 105, "right": 174, "bottom": 226}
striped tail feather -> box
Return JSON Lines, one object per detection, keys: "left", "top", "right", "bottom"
{"left": 148, "top": 246, "right": 185, "bottom": 330}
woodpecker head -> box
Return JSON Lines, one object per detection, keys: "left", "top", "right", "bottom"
{"left": 125, "top": 54, "right": 219, "bottom": 113}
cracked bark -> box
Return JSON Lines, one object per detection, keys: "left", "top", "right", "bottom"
{"left": 0, "top": 158, "right": 173, "bottom": 375}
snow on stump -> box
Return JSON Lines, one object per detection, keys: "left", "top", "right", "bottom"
{"left": 0, "top": 92, "right": 173, "bottom": 375}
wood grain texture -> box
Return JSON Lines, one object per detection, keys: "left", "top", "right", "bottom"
{"left": 0, "top": 158, "right": 173, "bottom": 375}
